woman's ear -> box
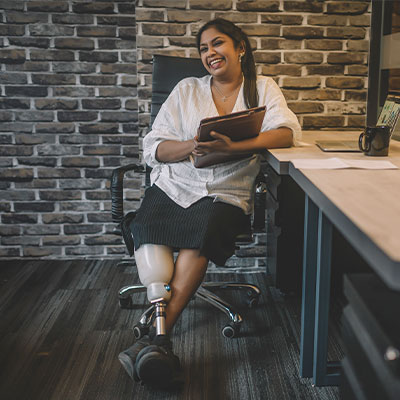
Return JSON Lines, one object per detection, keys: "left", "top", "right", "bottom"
{"left": 239, "top": 40, "right": 246, "bottom": 54}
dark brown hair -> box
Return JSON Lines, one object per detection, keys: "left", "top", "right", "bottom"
{"left": 196, "top": 18, "right": 258, "bottom": 109}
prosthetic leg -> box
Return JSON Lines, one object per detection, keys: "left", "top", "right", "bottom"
{"left": 129, "top": 244, "right": 182, "bottom": 387}
{"left": 135, "top": 244, "right": 174, "bottom": 337}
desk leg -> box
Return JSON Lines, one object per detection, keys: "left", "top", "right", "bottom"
{"left": 313, "top": 210, "right": 340, "bottom": 386}
{"left": 300, "top": 195, "right": 318, "bottom": 378}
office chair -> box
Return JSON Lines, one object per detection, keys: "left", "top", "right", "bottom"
{"left": 111, "top": 55, "right": 262, "bottom": 340}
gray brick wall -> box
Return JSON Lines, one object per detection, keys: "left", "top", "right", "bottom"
{"left": 0, "top": 1, "right": 139, "bottom": 259}
{"left": 0, "top": 0, "right": 371, "bottom": 265}
{"left": 136, "top": 0, "right": 370, "bottom": 137}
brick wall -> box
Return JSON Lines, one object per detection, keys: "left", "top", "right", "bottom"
{"left": 0, "top": 1, "right": 138, "bottom": 259}
{"left": 136, "top": 0, "right": 371, "bottom": 135}
{"left": 0, "top": 0, "right": 371, "bottom": 264}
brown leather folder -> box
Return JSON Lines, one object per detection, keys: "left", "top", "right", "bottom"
{"left": 192, "top": 106, "right": 266, "bottom": 168}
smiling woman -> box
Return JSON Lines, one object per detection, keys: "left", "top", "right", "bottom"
{"left": 197, "top": 18, "right": 257, "bottom": 113}
{"left": 118, "top": 18, "right": 301, "bottom": 389}
{"left": 199, "top": 27, "right": 244, "bottom": 111}
{"left": 190, "top": 18, "right": 298, "bottom": 158}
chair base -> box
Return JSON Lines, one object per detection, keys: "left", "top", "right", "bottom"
{"left": 118, "top": 282, "right": 261, "bottom": 338}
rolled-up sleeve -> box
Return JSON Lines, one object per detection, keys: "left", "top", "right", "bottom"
{"left": 260, "top": 78, "right": 302, "bottom": 146}
{"left": 142, "top": 86, "right": 184, "bottom": 167}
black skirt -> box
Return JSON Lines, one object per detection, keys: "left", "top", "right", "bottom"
{"left": 130, "top": 185, "right": 249, "bottom": 266}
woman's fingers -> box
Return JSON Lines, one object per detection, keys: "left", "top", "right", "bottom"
{"left": 209, "top": 131, "right": 226, "bottom": 140}
{"left": 192, "top": 131, "right": 232, "bottom": 156}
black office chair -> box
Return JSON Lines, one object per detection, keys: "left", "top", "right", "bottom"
{"left": 111, "top": 55, "right": 262, "bottom": 339}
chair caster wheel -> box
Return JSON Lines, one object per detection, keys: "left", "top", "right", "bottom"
{"left": 222, "top": 323, "right": 240, "bottom": 338}
{"left": 133, "top": 324, "right": 149, "bottom": 339}
{"left": 246, "top": 295, "right": 259, "bottom": 308}
{"left": 119, "top": 296, "right": 133, "bottom": 309}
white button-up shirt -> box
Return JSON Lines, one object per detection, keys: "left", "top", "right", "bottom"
{"left": 143, "top": 75, "right": 301, "bottom": 215}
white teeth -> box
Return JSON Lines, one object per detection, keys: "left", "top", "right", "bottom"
{"left": 210, "top": 58, "right": 223, "bottom": 66}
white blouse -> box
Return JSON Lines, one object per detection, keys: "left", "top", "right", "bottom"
{"left": 143, "top": 75, "right": 301, "bottom": 215}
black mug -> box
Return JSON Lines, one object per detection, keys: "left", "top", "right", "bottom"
{"left": 358, "top": 125, "right": 391, "bottom": 156}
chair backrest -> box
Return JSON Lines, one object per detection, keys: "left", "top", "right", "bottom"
{"left": 145, "top": 55, "right": 209, "bottom": 186}
{"left": 150, "top": 55, "right": 209, "bottom": 125}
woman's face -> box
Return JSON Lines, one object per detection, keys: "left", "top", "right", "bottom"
{"left": 199, "top": 27, "right": 242, "bottom": 79}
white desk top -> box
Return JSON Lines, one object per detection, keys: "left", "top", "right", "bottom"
{"left": 265, "top": 130, "right": 400, "bottom": 289}
{"left": 298, "top": 168, "right": 400, "bottom": 262}
{"left": 265, "top": 131, "right": 400, "bottom": 173}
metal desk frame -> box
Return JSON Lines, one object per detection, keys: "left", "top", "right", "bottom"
{"left": 264, "top": 137, "right": 400, "bottom": 386}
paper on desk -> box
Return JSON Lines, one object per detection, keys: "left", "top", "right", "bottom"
{"left": 343, "top": 159, "right": 398, "bottom": 169}
{"left": 291, "top": 157, "right": 398, "bottom": 170}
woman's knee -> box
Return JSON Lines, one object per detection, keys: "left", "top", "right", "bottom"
{"left": 176, "top": 248, "right": 209, "bottom": 269}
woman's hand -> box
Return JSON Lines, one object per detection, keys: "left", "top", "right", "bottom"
{"left": 156, "top": 138, "right": 197, "bottom": 162}
{"left": 155, "top": 126, "right": 293, "bottom": 163}
{"left": 192, "top": 127, "right": 293, "bottom": 159}
{"left": 192, "top": 131, "right": 233, "bottom": 157}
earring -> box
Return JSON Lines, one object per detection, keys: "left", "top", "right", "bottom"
{"left": 239, "top": 52, "right": 245, "bottom": 62}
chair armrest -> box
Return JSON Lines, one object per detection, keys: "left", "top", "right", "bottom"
{"left": 110, "top": 163, "right": 145, "bottom": 223}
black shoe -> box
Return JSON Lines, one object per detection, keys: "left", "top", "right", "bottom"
{"left": 118, "top": 335, "right": 152, "bottom": 380}
{"left": 135, "top": 343, "right": 183, "bottom": 389}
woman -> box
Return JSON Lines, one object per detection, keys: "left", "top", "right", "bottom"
{"left": 119, "top": 18, "right": 301, "bottom": 388}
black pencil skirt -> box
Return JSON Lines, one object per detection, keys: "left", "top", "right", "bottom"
{"left": 130, "top": 185, "right": 249, "bottom": 266}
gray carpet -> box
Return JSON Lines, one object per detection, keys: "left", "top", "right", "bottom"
{"left": 0, "top": 260, "right": 341, "bottom": 399}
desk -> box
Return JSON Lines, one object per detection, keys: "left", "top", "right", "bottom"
{"left": 265, "top": 131, "right": 400, "bottom": 386}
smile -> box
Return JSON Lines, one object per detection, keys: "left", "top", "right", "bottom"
{"left": 209, "top": 58, "right": 224, "bottom": 68}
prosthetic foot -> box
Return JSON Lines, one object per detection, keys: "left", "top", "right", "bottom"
{"left": 119, "top": 245, "right": 183, "bottom": 387}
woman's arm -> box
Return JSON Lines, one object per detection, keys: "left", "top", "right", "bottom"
{"left": 155, "top": 139, "right": 196, "bottom": 163}
{"left": 192, "top": 127, "right": 293, "bottom": 157}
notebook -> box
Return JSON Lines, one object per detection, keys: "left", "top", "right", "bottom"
{"left": 192, "top": 106, "right": 266, "bottom": 168}
{"left": 315, "top": 140, "right": 361, "bottom": 153}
